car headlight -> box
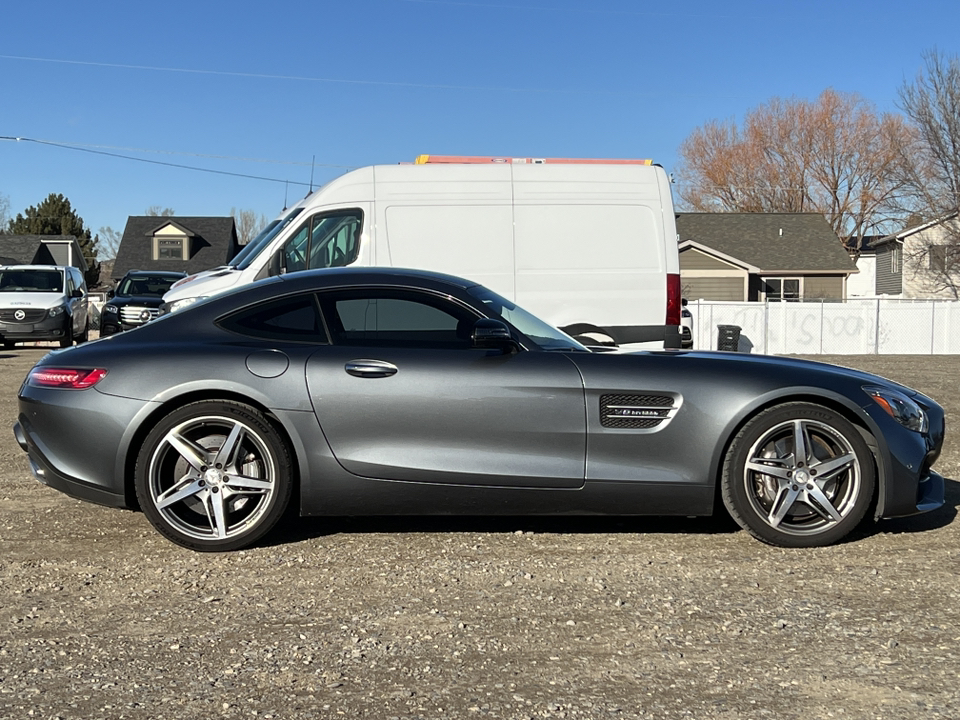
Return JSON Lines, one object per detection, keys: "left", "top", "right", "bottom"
{"left": 166, "top": 296, "right": 205, "bottom": 313}
{"left": 47, "top": 305, "right": 65, "bottom": 318}
{"left": 864, "top": 386, "right": 928, "bottom": 433}
{"left": 103, "top": 304, "right": 119, "bottom": 314}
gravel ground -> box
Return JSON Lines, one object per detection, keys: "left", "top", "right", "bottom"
{"left": 1, "top": 348, "right": 958, "bottom": 720}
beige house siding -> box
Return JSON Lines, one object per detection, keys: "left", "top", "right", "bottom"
{"left": 680, "top": 248, "right": 737, "bottom": 271}
{"left": 902, "top": 222, "right": 960, "bottom": 299}
{"left": 682, "top": 276, "right": 745, "bottom": 302}
{"left": 803, "top": 276, "right": 844, "bottom": 299}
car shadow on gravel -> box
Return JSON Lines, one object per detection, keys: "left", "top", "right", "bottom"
{"left": 263, "top": 479, "right": 960, "bottom": 548}
{"left": 264, "top": 511, "right": 743, "bottom": 548}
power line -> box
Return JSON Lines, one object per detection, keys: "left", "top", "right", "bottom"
{"left": 8, "top": 140, "right": 351, "bottom": 168}
{"left": 0, "top": 53, "right": 750, "bottom": 99}
{"left": 0, "top": 54, "right": 574, "bottom": 95}
{"left": 1, "top": 136, "right": 323, "bottom": 186}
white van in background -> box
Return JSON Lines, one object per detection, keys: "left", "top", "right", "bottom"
{"left": 164, "top": 156, "right": 682, "bottom": 349}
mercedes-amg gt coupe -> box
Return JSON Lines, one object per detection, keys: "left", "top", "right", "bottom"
{"left": 14, "top": 268, "right": 945, "bottom": 551}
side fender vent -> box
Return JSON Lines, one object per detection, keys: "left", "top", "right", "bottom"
{"left": 600, "top": 393, "right": 681, "bottom": 430}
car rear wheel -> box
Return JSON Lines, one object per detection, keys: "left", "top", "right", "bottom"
{"left": 721, "top": 403, "right": 875, "bottom": 548}
{"left": 135, "top": 400, "right": 293, "bottom": 551}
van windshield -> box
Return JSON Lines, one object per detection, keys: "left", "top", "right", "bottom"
{"left": 233, "top": 207, "right": 305, "bottom": 271}
{"left": 0, "top": 269, "right": 63, "bottom": 293}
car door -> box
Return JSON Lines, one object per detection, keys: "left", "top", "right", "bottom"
{"left": 305, "top": 287, "right": 587, "bottom": 488}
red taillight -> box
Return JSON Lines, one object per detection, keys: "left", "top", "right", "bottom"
{"left": 28, "top": 367, "right": 108, "bottom": 389}
{"left": 666, "top": 273, "right": 681, "bottom": 326}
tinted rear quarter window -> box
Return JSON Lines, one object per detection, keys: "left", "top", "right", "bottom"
{"left": 219, "top": 294, "right": 328, "bottom": 343}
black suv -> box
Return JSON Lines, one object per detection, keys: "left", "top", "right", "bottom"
{"left": 100, "top": 270, "right": 187, "bottom": 336}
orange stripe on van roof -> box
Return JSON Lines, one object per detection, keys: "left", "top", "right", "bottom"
{"left": 414, "top": 155, "right": 654, "bottom": 165}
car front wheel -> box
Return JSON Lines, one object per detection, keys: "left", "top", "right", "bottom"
{"left": 721, "top": 402, "right": 875, "bottom": 548}
{"left": 135, "top": 400, "right": 293, "bottom": 551}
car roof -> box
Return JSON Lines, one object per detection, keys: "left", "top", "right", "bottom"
{"left": 123, "top": 270, "right": 188, "bottom": 278}
{"left": 0, "top": 265, "right": 66, "bottom": 271}
{"left": 275, "top": 266, "right": 479, "bottom": 291}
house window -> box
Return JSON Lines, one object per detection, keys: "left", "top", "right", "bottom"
{"left": 763, "top": 277, "right": 801, "bottom": 301}
{"left": 155, "top": 237, "right": 187, "bottom": 261}
{"left": 927, "top": 245, "right": 960, "bottom": 273}
{"left": 890, "top": 247, "right": 901, "bottom": 274}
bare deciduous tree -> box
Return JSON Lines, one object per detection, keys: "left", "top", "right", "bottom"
{"left": 677, "top": 89, "right": 913, "bottom": 252}
{"left": 0, "top": 193, "right": 10, "bottom": 233}
{"left": 97, "top": 226, "right": 124, "bottom": 261}
{"left": 145, "top": 206, "right": 175, "bottom": 217}
{"left": 897, "top": 50, "right": 960, "bottom": 297}
{"left": 230, "top": 207, "right": 268, "bottom": 246}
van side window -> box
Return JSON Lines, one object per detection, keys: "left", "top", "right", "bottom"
{"left": 281, "top": 210, "right": 363, "bottom": 274}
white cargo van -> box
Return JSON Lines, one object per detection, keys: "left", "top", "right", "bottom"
{"left": 164, "top": 156, "right": 682, "bottom": 348}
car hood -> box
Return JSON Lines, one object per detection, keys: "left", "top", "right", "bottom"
{"left": 0, "top": 291, "right": 64, "bottom": 310}
{"left": 642, "top": 349, "right": 927, "bottom": 400}
{"left": 108, "top": 295, "right": 165, "bottom": 307}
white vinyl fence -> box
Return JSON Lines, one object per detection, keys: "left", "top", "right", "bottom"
{"left": 689, "top": 298, "right": 960, "bottom": 355}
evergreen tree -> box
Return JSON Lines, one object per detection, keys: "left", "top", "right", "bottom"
{"left": 8, "top": 193, "right": 101, "bottom": 286}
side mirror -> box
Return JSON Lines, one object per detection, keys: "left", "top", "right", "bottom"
{"left": 71, "top": 288, "right": 84, "bottom": 299}
{"left": 269, "top": 249, "right": 284, "bottom": 277}
{"left": 681, "top": 297, "right": 688, "bottom": 307}
{"left": 472, "top": 318, "right": 519, "bottom": 353}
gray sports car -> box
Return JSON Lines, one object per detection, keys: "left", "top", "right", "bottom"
{"left": 14, "top": 268, "right": 945, "bottom": 552}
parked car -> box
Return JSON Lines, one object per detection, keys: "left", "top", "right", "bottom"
{"left": 15, "top": 267, "right": 945, "bottom": 552}
{"left": 0, "top": 265, "right": 89, "bottom": 348}
{"left": 100, "top": 270, "right": 187, "bottom": 336}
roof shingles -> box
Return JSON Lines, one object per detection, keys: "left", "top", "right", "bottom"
{"left": 677, "top": 213, "right": 856, "bottom": 273}
{"left": 113, "top": 217, "right": 238, "bottom": 280}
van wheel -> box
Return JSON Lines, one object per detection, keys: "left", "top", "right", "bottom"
{"left": 77, "top": 320, "right": 89, "bottom": 344}
{"left": 561, "top": 323, "right": 618, "bottom": 347}
{"left": 59, "top": 324, "right": 73, "bottom": 348}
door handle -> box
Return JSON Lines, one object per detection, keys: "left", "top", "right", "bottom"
{"left": 345, "top": 359, "right": 398, "bottom": 378}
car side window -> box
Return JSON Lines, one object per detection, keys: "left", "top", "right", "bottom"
{"left": 218, "top": 294, "right": 329, "bottom": 343}
{"left": 318, "top": 289, "right": 477, "bottom": 349}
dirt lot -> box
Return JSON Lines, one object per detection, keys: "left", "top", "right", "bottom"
{"left": 1, "top": 348, "right": 958, "bottom": 720}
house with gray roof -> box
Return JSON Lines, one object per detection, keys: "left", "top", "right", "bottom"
{"left": 112, "top": 217, "right": 239, "bottom": 283}
{"left": 865, "top": 212, "right": 960, "bottom": 298}
{"left": 677, "top": 213, "right": 858, "bottom": 302}
{"left": 0, "top": 234, "right": 89, "bottom": 273}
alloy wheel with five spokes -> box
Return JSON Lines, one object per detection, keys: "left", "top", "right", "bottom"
{"left": 135, "top": 401, "right": 292, "bottom": 551}
{"left": 722, "top": 403, "right": 875, "bottom": 547}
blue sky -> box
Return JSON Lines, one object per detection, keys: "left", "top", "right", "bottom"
{"left": 2, "top": 0, "right": 958, "bottom": 252}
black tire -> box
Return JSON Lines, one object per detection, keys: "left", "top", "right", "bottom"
{"left": 77, "top": 320, "right": 89, "bottom": 344}
{"left": 135, "top": 400, "right": 293, "bottom": 552}
{"left": 721, "top": 402, "right": 875, "bottom": 548}
{"left": 59, "top": 322, "right": 73, "bottom": 348}
{"left": 2, "top": 340, "right": 14, "bottom": 350}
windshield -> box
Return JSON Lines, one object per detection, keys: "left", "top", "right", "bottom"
{"left": 234, "top": 207, "right": 306, "bottom": 271}
{"left": 467, "top": 286, "right": 587, "bottom": 352}
{"left": 0, "top": 269, "right": 63, "bottom": 293}
{"left": 118, "top": 275, "right": 182, "bottom": 297}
